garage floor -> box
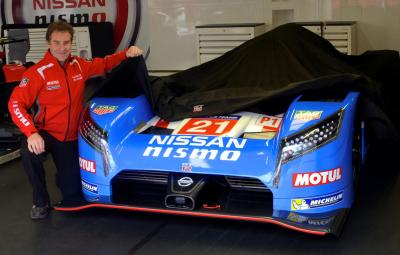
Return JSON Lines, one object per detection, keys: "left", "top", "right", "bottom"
{"left": 0, "top": 143, "right": 399, "bottom": 255}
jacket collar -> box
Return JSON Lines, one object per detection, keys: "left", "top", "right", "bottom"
{"left": 43, "top": 50, "right": 74, "bottom": 67}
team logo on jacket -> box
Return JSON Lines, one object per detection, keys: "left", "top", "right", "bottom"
{"left": 292, "top": 167, "right": 342, "bottom": 187}
{"left": 291, "top": 191, "right": 343, "bottom": 210}
{"left": 92, "top": 105, "right": 118, "bottom": 115}
{"left": 19, "top": 78, "right": 29, "bottom": 87}
{"left": 11, "top": 101, "right": 30, "bottom": 126}
{"left": 79, "top": 157, "right": 96, "bottom": 173}
{"left": 46, "top": 85, "right": 61, "bottom": 90}
{"left": 72, "top": 74, "right": 83, "bottom": 81}
{"left": 46, "top": 80, "right": 61, "bottom": 90}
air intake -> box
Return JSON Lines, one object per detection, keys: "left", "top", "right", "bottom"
{"left": 225, "top": 176, "right": 268, "bottom": 191}
{"left": 115, "top": 170, "right": 169, "bottom": 184}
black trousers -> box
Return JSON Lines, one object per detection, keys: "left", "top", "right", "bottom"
{"left": 20, "top": 131, "right": 83, "bottom": 207}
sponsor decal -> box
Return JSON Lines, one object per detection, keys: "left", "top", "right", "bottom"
{"left": 193, "top": 105, "right": 204, "bottom": 112}
{"left": 143, "top": 135, "right": 247, "bottom": 161}
{"left": 294, "top": 111, "right": 323, "bottom": 121}
{"left": 2, "top": 0, "right": 142, "bottom": 51}
{"left": 255, "top": 114, "right": 283, "bottom": 131}
{"left": 291, "top": 191, "right": 343, "bottom": 211}
{"left": 307, "top": 217, "right": 335, "bottom": 226}
{"left": 208, "top": 116, "right": 241, "bottom": 120}
{"left": 46, "top": 80, "right": 59, "bottom": 85}
{"left": 292, "top": 167, "right": 342, "bottom": 187}
{"left": 175, "top": 116, "right": 240, "bottom": 136}
{"left": 92, "top": 105, "right": 118, "bottom": 115}
{"left": 181, "top": 163, "right": 192, "bottom": 172}
{"left": 286, "top": 212, "right": 334, "bottom": 226}
{"left": 11, "top": 101, "right": 30, "bottom": 126}
{"left": 46, "top": 85, "right": 61, "bottom": 90}
{"left": 287, "top": 212, "right": 308, "bottom": 223}
{"left": 86, "top": 196, "right": 100, "bottom": 202}
{"left": 46, "top": 80, "right": 60, "bottom": 90}
{"left": 72, "top": 74, "right": 83, "bottom": 81}
{"left": 19, "top": 77, "right": 29, "bottom": 87}
{"left": 79, "top": 157, "right": 96, "bottom": 173}
{"left": 177, "top": 177, "right": 193, "bottom": 187}
{"left": 81, "top": 179, "right": 98, "bottom": 194}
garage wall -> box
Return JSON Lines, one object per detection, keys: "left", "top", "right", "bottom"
{"left": 146, "top": 0, "right": 267, "bottom": 71}
{"left": 329, "top": 1, "right": 400, "bottom": 54}
{"left": 147, "top": 0, "right": 400, "bottom": 72}
{"left": 0, "top": 1, "right": 398, "bottom": 71}
{"left": 147, "top": 0, "right": 323, "bottom": 71}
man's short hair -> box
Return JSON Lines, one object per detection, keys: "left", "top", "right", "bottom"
{"left": 46, "top": 20, "right": 74, "bottom": 42}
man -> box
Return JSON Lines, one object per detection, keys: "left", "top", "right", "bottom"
{"left": 8, "top": 20, "right": 143, "bottom": 220}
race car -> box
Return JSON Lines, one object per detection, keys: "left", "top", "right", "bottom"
{"left": 56, "top": 90, "right": 365, "bottom": 236}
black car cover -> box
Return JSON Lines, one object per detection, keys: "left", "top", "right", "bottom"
{"left": 93, "top": 23, "right": 400, "bottom": 142}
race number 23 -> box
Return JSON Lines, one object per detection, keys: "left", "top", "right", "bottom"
{"left": 177, "top": 118, "right": 238, "bottom": 135}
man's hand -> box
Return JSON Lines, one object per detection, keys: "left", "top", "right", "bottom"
{"left": 126, "top": 46, "right": 143, "bottom": 58}
{"left": 27, "top": 133, "right": 45, "bottom": 155}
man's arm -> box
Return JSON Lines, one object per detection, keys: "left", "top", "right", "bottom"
{"left": 125, "top": 46, "right": 143, "bottom": 58}
{"left": 8, "top": 72, "right": 44, "bottom": 154}
{"left": 82, "top": 46, "right": 143, "bottom": 80}
{"left": 27, "top": 133, "right": 45, "bottom": 155}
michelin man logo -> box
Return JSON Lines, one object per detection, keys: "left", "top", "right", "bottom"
{"left": 291, "top": 191, "right": 343, "bottom": 211}
{"left": 291, "top": 199, "right": 310, "bottom": 210}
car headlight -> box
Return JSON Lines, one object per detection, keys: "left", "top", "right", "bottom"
{"left": 79, "top": 106, "right": 108, "bottom": 152}
{"left": 273, "top": 109, "right": 344, "bottom": 187}
{"left": 280, "top": 109, "right": 343, "bottom": 163}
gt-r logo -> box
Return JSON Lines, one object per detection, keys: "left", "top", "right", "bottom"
{"left": 193, "top": 105, "right": 204, "bottom": 112}
{"left": 292, "top": 167, "right": 342, "bottom": 187}
{"left": 181, "top": 163, "right": 192, "bottom": 172}
{"left": 79, "top": 157, "right": 96, "bottom": 173}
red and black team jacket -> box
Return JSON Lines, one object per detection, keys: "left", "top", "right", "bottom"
{"left": 8, "top": 50, "right": 128, "bottom": 142}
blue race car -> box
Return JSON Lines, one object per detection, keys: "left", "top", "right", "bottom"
{"left": 57, "top": 89, "right": 364, "bottom": 236}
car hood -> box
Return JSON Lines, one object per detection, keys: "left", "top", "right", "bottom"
{"left": 104, "top": 112, "right": 284, "bottom": 185}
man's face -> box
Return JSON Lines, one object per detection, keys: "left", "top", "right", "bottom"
{"left": 47, "top": 31, "right": 72, "bottom": 62}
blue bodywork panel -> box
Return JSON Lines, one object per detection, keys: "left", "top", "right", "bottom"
{"left": 77, "top": 92, "right": 362, "bottom": 235}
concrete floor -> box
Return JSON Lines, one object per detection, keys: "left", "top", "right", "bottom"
{"left": 0, "top": 144, "right": 399, "bottom": 255}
